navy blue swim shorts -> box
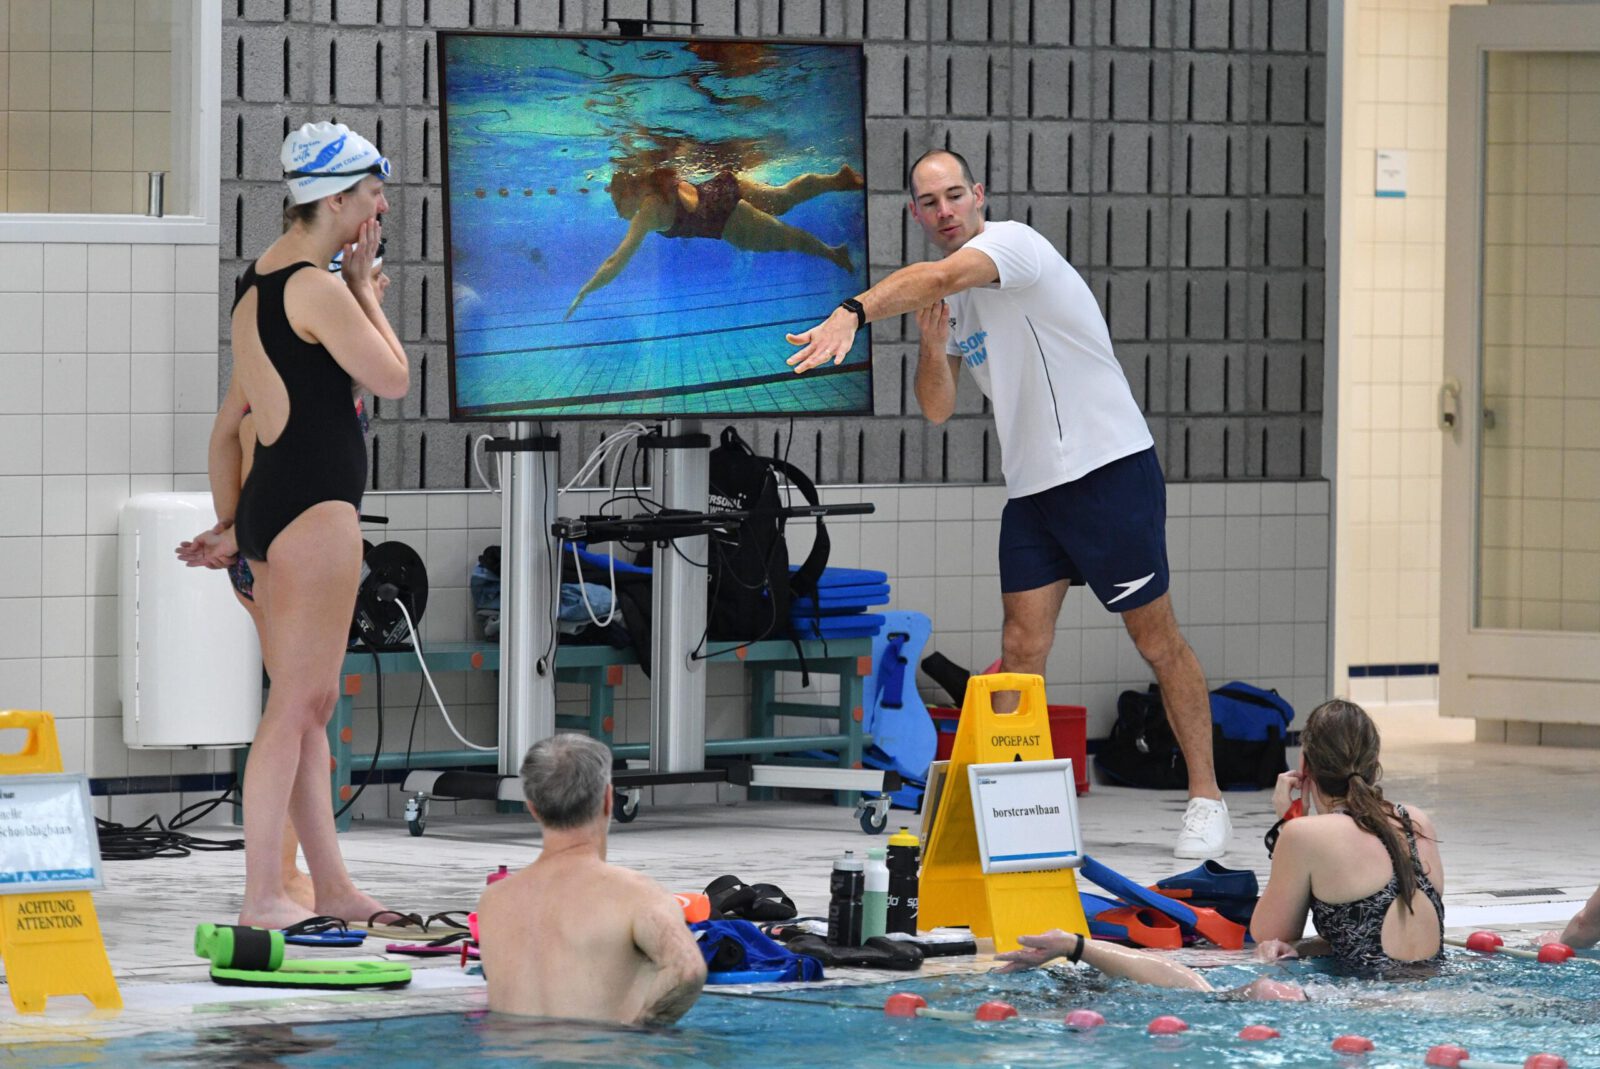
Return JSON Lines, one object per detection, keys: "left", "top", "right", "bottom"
{"left": 998, "top": 447, "right": 1169, "bottom": 612}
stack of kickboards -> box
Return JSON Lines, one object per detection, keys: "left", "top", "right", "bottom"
{"left": 787, "top": 566, "right": 891, "bottom": 640}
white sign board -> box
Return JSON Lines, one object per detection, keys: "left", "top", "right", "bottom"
{"left": 967, "top": 759, "right": 1083, "bottom": 875}
{"left": 1376, "top": 149, "right": 1408, "bottom": 198}
{"left": 0, "top": 774, "right": 104, "bottom": 892}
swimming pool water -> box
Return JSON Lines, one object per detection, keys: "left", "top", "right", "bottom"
{"left": 6, "top": 953, "right": 1598, "bottom": 1069}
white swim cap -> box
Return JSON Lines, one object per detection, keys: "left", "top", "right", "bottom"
{"left": 281, "top": 121, "right": 390, "bottom": 205}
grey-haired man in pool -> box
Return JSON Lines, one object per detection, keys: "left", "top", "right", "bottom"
{"left": 477, "top": 734, "right": 706, "bottom": 1025}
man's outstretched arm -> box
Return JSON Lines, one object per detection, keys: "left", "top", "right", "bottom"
{"left": 785, "top": 246, "right": 998, "bottom": 374}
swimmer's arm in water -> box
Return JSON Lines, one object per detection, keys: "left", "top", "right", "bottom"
{"left": 996, "top": 930, "right": 1212, "bottom": 992}
{"left": 1250, "top": 819, "right": 1316, "bottom": 946}
{"left": 787, "top": 248, "right": 998, "bottom": 374}
{"left": 1546, "top": 884, "right": 1600, "bottom": 949}
{"left": 567, "top": 197, "right": 671, "bottom": 320}
{"left": 628, "top": 883, "right": 707, "bottom": 1027}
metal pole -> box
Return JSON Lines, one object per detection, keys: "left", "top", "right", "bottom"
{"left": 496, "top": 423, "right": 559, "bottom": 776}
{"left": 646, "top": 421, "right": 710, "bottom": 773}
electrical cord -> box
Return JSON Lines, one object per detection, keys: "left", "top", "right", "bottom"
{"left": 96, "top": 795, "right": 245, "bottom": 860}
{"left": 394, "top": 599, "right": 496, "bottom": 751}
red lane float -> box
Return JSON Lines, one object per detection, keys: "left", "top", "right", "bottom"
{"left": 1238, "top": 1024, "right": 1281, "bottom": 1041}
{"left": 884, "top": 992, "right": 927, "bottom": 1018}
{"left": 1333, "top": 1034, "right": 1376, "bottom": 1053}
{"left": 1464, "top": 931, "right": 1504, "bottom": 953}
{"left": 1064, "top": 1009, "right": 1105, "bottom": 1030}
{"left": 1146, "top": 1015, "right": 1189, "bottom": 1035}
{"left": 974, "top": 1001, "right": 1019, "bottom": 1021}
{"left": 1535, "top": 943, "right": 1574, "bottom": 964}
{"left": 1523, "top": 1056, "right": 1568, "bottom": 1069}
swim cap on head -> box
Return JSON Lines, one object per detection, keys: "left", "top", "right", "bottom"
{"left": 281, "top": 121, "right": 390, "bottom": 205}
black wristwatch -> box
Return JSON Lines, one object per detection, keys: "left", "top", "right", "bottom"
{"left": 838, "top": 297, "right": 867, "bottom": 329}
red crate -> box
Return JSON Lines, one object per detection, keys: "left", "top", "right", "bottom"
{"left": 929, "top": 704, "right": 1089, "bottom": 794}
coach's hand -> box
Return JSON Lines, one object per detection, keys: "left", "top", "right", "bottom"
{"left": 915, "top": 299, "right": 949, "bottom": 351}
{"left": 785, "top": 307, "right": 858, "bottom": 374}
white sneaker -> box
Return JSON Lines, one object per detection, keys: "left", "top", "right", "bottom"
{"left": 1173, "top": 797, "right": 1231, "bottom": 860}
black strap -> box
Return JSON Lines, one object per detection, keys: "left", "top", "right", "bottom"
{"left": 1067, "top": 932, "right": 1085, "bottom": 963}
{"left": 225, "top": 925, "right": 276, "bottom": 971}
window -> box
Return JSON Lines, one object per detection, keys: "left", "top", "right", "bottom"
{"left": 1, "top": 0, "right": 218, "bottom": 243}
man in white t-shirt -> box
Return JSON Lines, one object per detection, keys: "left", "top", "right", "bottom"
{"left": 788, "top": 149, "right": 1231, "bottom": 859}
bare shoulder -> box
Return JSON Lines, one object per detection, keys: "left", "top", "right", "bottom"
{"left": 1399, "top": 803, "right": 1439, "bottom": 837}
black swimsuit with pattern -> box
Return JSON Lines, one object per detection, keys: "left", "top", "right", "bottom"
{"left": 661, "top": 171, "right": 742, "bottom": 239}
{"left": 231, "top": 261, "right": 368, "bottom": 563}
{"left": 1309, "top": 804, "right": 1445, "bottom": 973}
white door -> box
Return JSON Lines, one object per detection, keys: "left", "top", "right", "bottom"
{"left": 1441, "top": 6, "right": 1600, "bottom": 728}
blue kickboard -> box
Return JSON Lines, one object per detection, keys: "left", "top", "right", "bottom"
{"left": 789, "top": 614, "right": 886, "bottom": 639}
{"left": 797, "top": 566, "right": 889, "bottom": 589}
{"left": 1081, "top": 856, "right": 1201, "bottom": 931}
{"left": 791, "top": 583, "right": 892, "bottom": 610}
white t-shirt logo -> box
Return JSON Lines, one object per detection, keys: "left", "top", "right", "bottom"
{"left": 956, "top": 329, "right": 989, "bottom": 368}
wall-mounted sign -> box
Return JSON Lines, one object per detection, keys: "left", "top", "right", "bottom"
{"left": 1377, "top": 149, "right": 1408, "bottom": 198}
{"left": 0, "top": 774, "right": 103, "bottom": 894}
{"left": 967, "top": 758, "right": 1083, "bottom": 875}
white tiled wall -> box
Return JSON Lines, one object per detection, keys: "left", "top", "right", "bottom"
{"left": 1478, "top": 52, "right": 1600, "bottom": 635}
{"left": 1336, "top": 0, "right": 1480, "bottom": 676}
{"left": 2, "top": 0, "right": 177, "bottom": 214}
{"left": 0, "top": 237, "right": 217, "bottom": 823}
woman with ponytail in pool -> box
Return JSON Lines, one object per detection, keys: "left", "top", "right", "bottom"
{"left": 1001, "top": 699, "right": 1442, "bottom": 990}
{"left": 1248, "top": 698, "right": 1445, "bottom": 973}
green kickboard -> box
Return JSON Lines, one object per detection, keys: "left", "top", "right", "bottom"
{"left": 209, "top": 960, "right": 412, "bottom": 990}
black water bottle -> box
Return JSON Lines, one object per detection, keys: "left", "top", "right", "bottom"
{"left": 886, "top": 827, "right": 921, "bottom": 935}
{"left": 827, "top": 850, "right": 865, "bottom": 946}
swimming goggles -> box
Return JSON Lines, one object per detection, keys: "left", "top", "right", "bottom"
{"left": 329, "top": 237, "right": 386, "bottom": 272}
{"left": 286, "top": 156, "right": 392, "bottom": 179}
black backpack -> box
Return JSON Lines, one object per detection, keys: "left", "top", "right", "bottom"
{"left": 705, "top": 427, "right": 829, "bottom": 646}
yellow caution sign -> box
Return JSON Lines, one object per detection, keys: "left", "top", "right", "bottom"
{"left": 0, "top": 709, "right": 121, "bottom": 1013}
{"left": 917, "top": 675, "right": 1088, "bottom": 952}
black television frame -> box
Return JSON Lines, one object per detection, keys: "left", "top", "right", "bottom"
{"left": 435, "top": 29, "right": 873, "bottom": 423}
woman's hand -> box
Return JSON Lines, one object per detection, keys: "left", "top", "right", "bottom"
{"left": 340, "top": 217, "right": 382, "bottom": 296}
{"left": 1271, "top": 770, "right": 1303, "bottom": 819}
{"left": 374, "top": 270, "right": 391, "bottom": 304}
{"left": 176, "top": 523, "right": 237, "bottom": 569}
{"left": 993, "top": 929, "right": 1078, "bottom": 973}
{"left": 1253, "top": 938, "right": 1299, "bottom": 964}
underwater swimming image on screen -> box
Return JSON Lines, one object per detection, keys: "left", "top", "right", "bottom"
{"left": 438, "top": 32, "right": 872, "bottom": 420}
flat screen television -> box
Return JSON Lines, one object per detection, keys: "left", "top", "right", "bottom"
{"left": 437, "top": 32, "right": 872, "bottom": 421}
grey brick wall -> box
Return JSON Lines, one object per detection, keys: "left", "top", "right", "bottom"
{"left": 220, "top": 0, "right": 1325, "bottom": 490}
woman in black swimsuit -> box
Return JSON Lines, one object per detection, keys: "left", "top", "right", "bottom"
{"left": 184, "top": 123, "right": 410, "bottom": 930}
{"left": 1250, "top": 699, "right": 1445, "bottom": 973}
{"left": 564, "top": 162, "right": 863, "bottom": 319}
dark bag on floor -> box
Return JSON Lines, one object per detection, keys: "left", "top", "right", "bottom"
{"left": 1095, "top": 685, "right": 1187, "bottom": 790}
{"left": 1208, "top": 682, "right": 1293, "bottom": 789}
{"left": 1094, "top": 683, "right": 1293, "bottom": 790}
{"left": 706, "top": 427, "right": 829, "bottom": 644}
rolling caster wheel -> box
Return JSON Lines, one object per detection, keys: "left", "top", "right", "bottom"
{"left": 615, "top": 790, "right": 640, "bottom": 823}
{"left": 404, "top": 794, "right": 428, "bottom": 837}
{"left": 859, "top": 805, "right": 888, "bottom": 835}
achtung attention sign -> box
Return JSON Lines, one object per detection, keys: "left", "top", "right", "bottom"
{"left": 0, "top": 774, "right": 103, "bottom": 893}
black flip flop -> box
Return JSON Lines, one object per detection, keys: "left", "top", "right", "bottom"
{"left": 742, "top": 883, "right": 797, "bottom": 922}
{"left": 704, "top": 875, "right": 758, "bottom": 919}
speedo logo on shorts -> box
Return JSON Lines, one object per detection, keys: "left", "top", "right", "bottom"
{"left": 956, "top": 329, "right": 989, "bottom": 368}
